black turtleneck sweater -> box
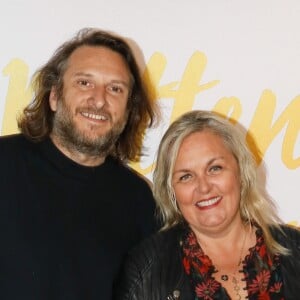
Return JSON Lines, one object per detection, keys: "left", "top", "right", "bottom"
{"left": 0, "top": 134, "right": 158, "bottom": 300}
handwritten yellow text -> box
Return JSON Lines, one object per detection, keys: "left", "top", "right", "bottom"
{"left": 1, "top": 53, "right": 299, "bottom": 175}
{"left": 131, "top": 52, "right": 300, "bottom": 174}
{"left": 1, "top": 59, "right": 33, "bottom": 134}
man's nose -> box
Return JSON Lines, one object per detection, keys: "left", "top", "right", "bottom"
{"left": 87, "top": 86, "right": 106, "bottom": 108}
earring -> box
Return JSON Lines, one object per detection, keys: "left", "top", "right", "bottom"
{"left": 171, "top": 190, "right": 179, "bottom": 212}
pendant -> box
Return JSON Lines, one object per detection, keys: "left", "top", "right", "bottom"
{"left": 221, "top": 274, "right": 229, "bottom": 281}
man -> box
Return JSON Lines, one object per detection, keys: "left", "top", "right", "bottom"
{"left": 0, "top": 28, "right": 158, "bottom": 300}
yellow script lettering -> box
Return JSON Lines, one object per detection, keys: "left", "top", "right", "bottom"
{"left": 130, "top": 51, "right": 220, "bottom": 174}
{"left": 148, "top": 51, "right": 219, "bottom": 121}
{"left": 248, "top": 89, "right": 300, "bottom": 169}
{"left": 213, "top": 96, "right": 243, "bottom": 123}
{"left": 1, "top": 59, "right": 32, "bottom": 135}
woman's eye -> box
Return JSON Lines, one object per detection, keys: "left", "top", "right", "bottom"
{"left": 179, "top": 174, "right": 191, "bottom": 182}
{"left": 210, "top": 165, "right": 222, "bottom": 172}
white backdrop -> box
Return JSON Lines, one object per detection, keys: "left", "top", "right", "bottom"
{"left": 0, "top": 0, "right": 299, "bottom": 225}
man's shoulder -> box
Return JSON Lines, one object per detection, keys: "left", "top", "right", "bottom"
{"left": 0, "top": 134, "right": 30, "bottom": 153}
{"left": 0, "top": 133, "right": 24, "bottom": 142}
{"left": 106, "top": 157, "right": 152, "bottom": 187}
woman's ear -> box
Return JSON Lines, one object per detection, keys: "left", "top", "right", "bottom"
{"left": 49, "top": 86, "right": 58, "bottom": 112}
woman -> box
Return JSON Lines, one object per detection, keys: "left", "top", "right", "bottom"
{"left": 115, "top": 110, "right": 300, "bottom": 299}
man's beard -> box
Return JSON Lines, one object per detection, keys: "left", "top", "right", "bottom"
{"left": 51, "top": 99, "right": 127, "bottom": 157}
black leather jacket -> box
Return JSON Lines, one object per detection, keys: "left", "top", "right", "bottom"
{"left": 115, "top": 224, "right": 300, "bottom": 300}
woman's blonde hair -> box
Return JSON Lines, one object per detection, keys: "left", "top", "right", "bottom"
{"left": 153, "top": 110, "right": 288, "bottom": 255}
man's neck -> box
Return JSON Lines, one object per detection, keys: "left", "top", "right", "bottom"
{"left": 50, "top": 134, "right": 106, "bottom": 167}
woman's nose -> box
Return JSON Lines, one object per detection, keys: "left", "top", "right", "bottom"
{"left": 196, "top": 176, "right": 211, "bottom": 194}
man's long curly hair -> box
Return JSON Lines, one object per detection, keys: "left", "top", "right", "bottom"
{"left": 18, "top": 28, "right": 157, "bottom": 162}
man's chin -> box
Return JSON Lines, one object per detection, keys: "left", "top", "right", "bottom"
{"left": 73, "top": 122, "right": 125, "bottom": 152}
{"left": 77, "top": 126, "right": 111, "bottom": 140}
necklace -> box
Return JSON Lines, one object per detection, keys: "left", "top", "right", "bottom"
{"left": 219, "top": 227, "right": 249, "bottom": 300}
{"left": 219, "top": 226, "right": 248, "bottom": 282}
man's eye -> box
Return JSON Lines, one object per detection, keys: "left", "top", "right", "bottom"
{"left": 109, "top": 85, "right": 123, "bottom": 93}
{"left": 78, "top": 80, "right": 90, "bottom": 86}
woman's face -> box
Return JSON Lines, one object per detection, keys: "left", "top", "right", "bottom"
{"left": 172, "top": 130, "right": 242, "bottom": 235}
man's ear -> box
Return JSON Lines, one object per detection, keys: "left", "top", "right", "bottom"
{"left": 49, "top": 86, "right": 58, "bottom": 112}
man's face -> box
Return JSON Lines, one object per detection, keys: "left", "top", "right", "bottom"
{"left": 49, "top": 45, "right": 131, "bottom": 157}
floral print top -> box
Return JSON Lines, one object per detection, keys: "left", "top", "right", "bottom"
{"left": 181, "top": 226, "right": 284, "bottom": 299}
